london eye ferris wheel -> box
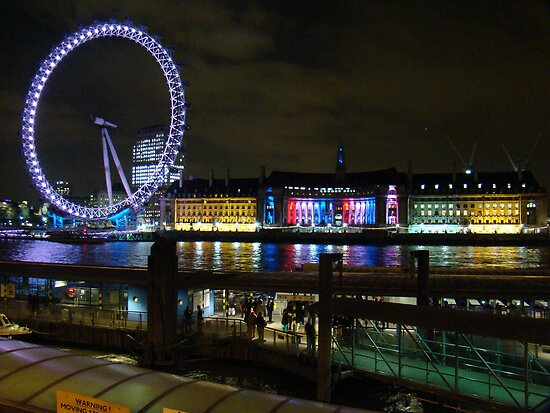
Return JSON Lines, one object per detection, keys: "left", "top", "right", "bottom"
{"left": 21, "top": 20, "right": 188, "bottom": 221}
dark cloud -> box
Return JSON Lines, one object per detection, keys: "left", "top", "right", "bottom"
{"left": 1, "top": 0, "right": 549, "bottom": 204}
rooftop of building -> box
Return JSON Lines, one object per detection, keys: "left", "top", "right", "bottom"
{"left": 411, "top": 170, "right": 544, "bottom": 194}
{"left": 165, "top": 177, "right": 259, "bottom": 198}
{"left": 264, "top": 168, "right": 407, "bottom": 188}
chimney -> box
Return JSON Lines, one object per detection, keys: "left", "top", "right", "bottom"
{"left": 259, "top": 165, "right": 266, "bottom": 185}
{"left": 225, "top": 169, "right": 230, "bottom": 187}
{"left": 209, "top": 170, "right": 214, "bottom": 188}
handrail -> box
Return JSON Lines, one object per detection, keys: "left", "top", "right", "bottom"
{"left": 401, "top": 325, "right": 454, "bottom": 392}
{"left": 460, "top": 333, "right": 522, "bottom": 408}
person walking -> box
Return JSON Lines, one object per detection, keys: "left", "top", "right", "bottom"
{"left": 281, "top": 309, "right": 289, "bottom": 332}
{"left": 183, "top": 305, "right": 192, "bottom": 334}
{"left": 246, "top": 308, "right": 257, "bottom": 340}
{"left": 305, "top": 318, "right": 316, "bottom": 355}
{"left": 266, "top": 297, "right": 274, "bottom": 323}
{"left": 196, "top": 305, "right": 203, "bottom": 335}
{"left": 256, "top": 312, "right": 267, "bottom": 342}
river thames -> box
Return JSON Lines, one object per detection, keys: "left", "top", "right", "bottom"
{"left": 0, "top": 239, "right": 549, "bottom": 270}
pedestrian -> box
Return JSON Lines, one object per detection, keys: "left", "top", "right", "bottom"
{"left": 228, "top": 292, "right": 236, "bottom": 316}
{"left": 266, "top": 297, "right": 274, "bottom": 323}
{"left": 255, "top": 297, "right": 265, "bottom": 317}
{"left": 240, "top": 294, "right": 248, "bottom": 319}
{"left": 196, "top": 305, "right": 203, "bottom": 335}
{"left": 305, "top": 318, "right": 316, "bottom": 354}
{"left": 281, "top": 309, "right": 289, "bottom": 332}
{"left": 256, "top": 312, "right": 267, "bottom": 342}
{"left": 183, "top": 305, "right": 192, "bottom": 334}
{"left": 246, "top": 308, "right": 257, "bottom": 340}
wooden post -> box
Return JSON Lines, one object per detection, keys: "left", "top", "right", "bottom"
{"left": 316, "top": 253, "right": 342, "bottom": 403}
{"left": 143, "top": 238, "right": 178, "bottom": 366}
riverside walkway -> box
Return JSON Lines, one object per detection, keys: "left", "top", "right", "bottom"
{"left": 2, "top": 299, "right": 550, "bottom": 412}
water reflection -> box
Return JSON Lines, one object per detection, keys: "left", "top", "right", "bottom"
{"left": 0, "top": 239, "right": 548, "bottom": 271}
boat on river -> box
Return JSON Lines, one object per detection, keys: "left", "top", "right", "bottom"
{"left": 47, "top": 231, "right": 107, "bottom": 244}
{"left": 0, "top": 314, "right": 32, "bottom": 337}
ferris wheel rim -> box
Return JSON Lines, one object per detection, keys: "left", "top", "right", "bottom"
{"left": 21, "top": 21, "right": 187, "bottom": 220}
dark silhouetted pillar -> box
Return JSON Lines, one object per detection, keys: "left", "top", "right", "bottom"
{"left": 144, "top": 238, "right": 178, "bottom": 366}
{"left": 317, "top": 253, "right": 342, "bottom": 403}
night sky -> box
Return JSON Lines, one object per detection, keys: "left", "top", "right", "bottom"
{"left": 1, "top": 1, "right": 549, "bottom": 204}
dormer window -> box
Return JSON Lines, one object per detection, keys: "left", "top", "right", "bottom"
{"left": 420, "top": 184, "right": 425, "bottom": 190}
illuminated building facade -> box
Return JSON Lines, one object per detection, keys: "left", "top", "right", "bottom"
{"left": 54, "top": 181, "right": 72, "bottom": 197}
{"left": 161, "top": 172, "right": 258, "bottom": 232}
{"left": 258, "top": 147, "right": 408, "bottom": 228}
{"left": 408, "top": 171, "right": 547, "bottom": 233}
{"left": 90, "top": 188, "right": 127, "bottom": 208}
{"left": 0, "top": 200, "right": 17, "bottom": 225}
{"left": 131, "top": 125, "right": 185, "bottom": 189}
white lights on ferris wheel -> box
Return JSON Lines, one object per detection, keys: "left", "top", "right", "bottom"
{"left": 21, "top": 20, "right": 188, "bottom": 220}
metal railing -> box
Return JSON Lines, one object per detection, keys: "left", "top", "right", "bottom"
{"left": 331, "top": 319, "right": 550, "bottom": 410}
{"left": 0, "top": 299, "right": 147, "bottom": 331}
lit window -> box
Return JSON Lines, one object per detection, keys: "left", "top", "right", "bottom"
{"left": 463, "top": 184, "right": 468, "bottom": 189}
{"left": 493, "top": 183, "right": 496, "bottom": 189}
{"left": 434, "top": 184, "right": 439, "bottom": 189}
{"left": 507, "top": 183, "right": 511, "bottom": 189}
{"left": 478, "top": 183, "right": 482, "bottom": 189}
{"left": 522, "top": 183, "right": 526, "bottom": 188}
{"left": 449, "top": 184, "right": 453, "bottom": 189}
{"left": 420, "top": 184, "right": 425, "bottom": 190}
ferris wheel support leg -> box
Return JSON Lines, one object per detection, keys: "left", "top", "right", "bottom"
{"left": 101, "top": 130, "right": 113, "bottom": 206}
{"left": 104, "top": 130, "right": 132, "bottom": 198}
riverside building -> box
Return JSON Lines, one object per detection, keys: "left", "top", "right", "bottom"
{"left": 161, "top": 171, "right": 259, "bottom": 232}
{"left": 257, "top": 146, "right": 408, "bottom": 228}
{"left": 158, "top": 146, "right": 547, "bottom": 234}
{"left": 408, "top": 170, "right": 547, "bottom": 234}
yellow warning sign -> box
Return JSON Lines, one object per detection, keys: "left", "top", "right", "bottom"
{"left": 163, "top": 408, "right": 188, "bottom": 413}
{"left": 57, "top": 390, "right": 130, "bottom": 413}
{"left": 276, "top": 293, "right": 317, "bottom": 302}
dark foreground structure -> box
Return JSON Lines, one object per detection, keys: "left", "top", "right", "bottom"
{"left": 1, "top": 241, "right": 550, "bottom": 412}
